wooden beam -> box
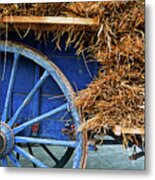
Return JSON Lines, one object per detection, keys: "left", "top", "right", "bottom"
{"left": 113, "top": 125, "right": 145, "bottom": 136}
{"left": 0, "top": 23, "right": 98, "bottom": 36}
{"left": 1, "top": 16, "right": 99, "bottom": 26}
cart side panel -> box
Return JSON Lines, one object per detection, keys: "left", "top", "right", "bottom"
{"left": 0, "top": 32, "right": 98, "bottom": 140}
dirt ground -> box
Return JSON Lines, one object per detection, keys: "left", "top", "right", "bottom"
{"left": 65, "top": 145, "right": 145, "bottom": 170}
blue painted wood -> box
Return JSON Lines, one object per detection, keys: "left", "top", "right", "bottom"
{"left": 1, "top": 158, "right": 7, "bottom": 167}
{"left": 0, "top": 54, "right": 15, "bottom": 120}
{"left": 0, "top": 40, "right": 84, "bottom": 167}
{"left": 32, "top": 39, "right": 41, "bottom": 118}
{"left": 8, "top": 70, "right": 49, "bottom": 127}
{"left": 71, "top": 108, "right": 83, "bottom": 168}
{"left": 15, "top": 136, "right": 76, "bottom": 148}
{"left": 13, "top": 103, "right": 68, "bottom": 135}
{"left": 1, "top": 32, "right": 98, "bottom": 91}
{"left": 1, "top": 53, "right": 19, "bottom": 123}
{"left": 32, "top": 65, "right": 41, "bottom": 136}
{"left": 33, "top": 61, "right": 41, "bottom": 117}
{"left": 13, "top": 56, "right": 35, "bottom": 93}
{"left": 48, "top": 55, "right": 98, "bottom": 91}
{"left": 8, "top": 152, "right": 21, "bottom": 167}
{"left": 0, "top": 35, "right": 98, "bottom": 139}
{"left": 0, "top": 37, "right": 97, "bottom": 167}
{"left": 14, "top": 146, "right": 48, "bottom": 168}
{"left": 38, "top": 119, "right": 71, "bottom": 140}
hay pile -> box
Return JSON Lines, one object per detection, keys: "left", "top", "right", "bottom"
{"left": 0, "top": 1, "right": 145, "bottom": 143}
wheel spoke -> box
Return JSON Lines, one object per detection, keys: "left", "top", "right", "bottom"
{"left": 14, "top": 145, "right": 48, "bottom": 168}
{"left": 27, "top": 143, "right": 37, "bottom": 167}
{"left": 1, "top": 53, "right": 19, "bottom": 123}
{"left": 8, "top": 152, "right": 21, "bottom": 167}
{"left": 13, "top": 103, "right": 68, "bottom": 134}
{"left": 16, "top": 143, "right": 21, "bottom": 161}
{"left": 40, "top": 144, "right": 59, "bottom": 163}
{"left": 8, "top": 70, "right": 49, "bottom": 127}
{"left": 73, "top": 132, "right": 83, "bottom": 168}
{"left": 1, "top": 157, "right": 7, "bottom": 167}
{"left": 15, "top": 136, "right": 76, "bottom": 148}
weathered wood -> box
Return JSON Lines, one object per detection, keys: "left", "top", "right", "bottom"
{"left": 0, "top": 23, "right": 98, "bottom": 33}
{"left": 1, "top": 16, "right": 99, "bottom": 25}
{"left": 113, "top": 125, "right": 145, "bottom": 136}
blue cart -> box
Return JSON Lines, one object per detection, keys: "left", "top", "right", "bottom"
{"left": 0, "top": 32, "right": 98, "bottom": 168}
{"left": 0, "top": 31, "right": 144, "bottom": 169}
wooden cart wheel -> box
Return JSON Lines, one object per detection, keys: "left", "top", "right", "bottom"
{"left": 0, "top": 41, "right": 87, "bottom": 168}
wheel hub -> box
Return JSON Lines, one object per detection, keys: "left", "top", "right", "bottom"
{"left": 0, "top": 122, "right": 14, "bottom": 158}
{"left": 0, "top": 132, "right": 6, "bottom": 153}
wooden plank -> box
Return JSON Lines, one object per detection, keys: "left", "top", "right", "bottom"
{"left": 1, "top": 16, "right": 99, "bottom": 25}
{"left": 113, "top": 125, "right": 145, "bottom": 136}
{"left": 0, "top": 23, "right": 98, "bottom": 32}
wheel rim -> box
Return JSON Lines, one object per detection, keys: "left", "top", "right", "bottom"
{"left": 0, "top": 40, "right": 86, "bottom": 168}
